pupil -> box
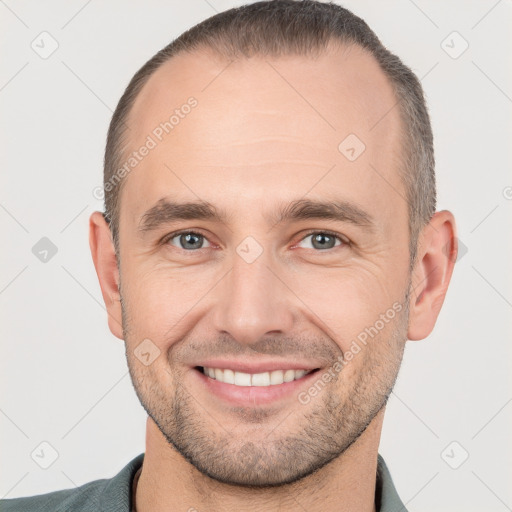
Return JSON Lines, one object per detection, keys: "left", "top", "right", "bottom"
{"left": 182, "top": 233, "right": 202, "bottom": 250}
{"left": 314, "top": 233, "right": 333, "bottom": 250}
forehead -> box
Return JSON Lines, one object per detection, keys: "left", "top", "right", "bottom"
{"left": 121, "top": 43, "right": 405, "bottom": 230}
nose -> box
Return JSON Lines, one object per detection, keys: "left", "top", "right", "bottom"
{"left": 211, "top": 250, "right": 295, "bottom": 347}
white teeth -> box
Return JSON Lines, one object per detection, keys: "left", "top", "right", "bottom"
{"left": 294, "top": 370, "right": 307, "bottom": 380}
{"left": 252, "top": 372, "right": 271, "bottom": 386}
{"left": 223, "top": 368, "right": 235, "bottom": 384}
{"left": 270, "top": 370, "right": 284, "bottom": 385}
{"left": 202, "top": 367, "right": 314, "bottom": 386}
{"left": 283, "top": 369, "right": 295, "bottom": 382}
{"left": 234, "top": 371, "right": 252, "bottom": 386}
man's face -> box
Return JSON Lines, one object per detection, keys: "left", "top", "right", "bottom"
{"left": 117, "top": 43, "right": 411, "bottom": 486}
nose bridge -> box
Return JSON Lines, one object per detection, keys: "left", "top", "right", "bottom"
{"left": 212, "top": 244, "right": 294, "bottom": 345}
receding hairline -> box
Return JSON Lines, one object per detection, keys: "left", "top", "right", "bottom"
{"left": 116, "top": 39, "right": 406, "bottom": 194}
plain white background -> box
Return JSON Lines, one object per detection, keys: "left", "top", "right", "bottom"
{"left": 1, "top": 1, "right": 511, "bottom": 510}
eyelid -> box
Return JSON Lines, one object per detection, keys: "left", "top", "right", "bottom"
{"left": 293, "top": 229, "right": 350, "bottom": 249}
{"left": 161, "top": 229, "right": 213, "bottom": 249}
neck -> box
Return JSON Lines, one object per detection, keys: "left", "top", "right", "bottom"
{"left": 135, "top": 410, "right": 384, "bottom": 512}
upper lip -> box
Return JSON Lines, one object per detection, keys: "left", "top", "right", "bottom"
{"left": 194, "top": 359, "right": 321, "bottom": 374}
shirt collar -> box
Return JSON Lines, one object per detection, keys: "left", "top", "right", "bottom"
{"left": 99, "top": 452, "right": 144, "bottom": 512}
{"left": 376, "top": 453, "right": 408, "bottom": 512}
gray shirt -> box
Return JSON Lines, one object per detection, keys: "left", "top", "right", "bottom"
{"left": 0, "top": 452, "right": 408, "bottom": 511}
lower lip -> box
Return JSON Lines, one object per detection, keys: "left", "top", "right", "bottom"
{"left": 191, "top": 367, "right": 320, "bottom": 407}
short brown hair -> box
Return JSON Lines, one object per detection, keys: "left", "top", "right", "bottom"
{"left": 103, "top": 0, "right": 436, "bottom": 267}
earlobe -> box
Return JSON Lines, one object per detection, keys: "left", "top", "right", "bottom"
{"left": 407, "top": 210, "right": 458, "bottom": 341}
{"left": 89, "top": 211, "right": 124, "bottom": 340}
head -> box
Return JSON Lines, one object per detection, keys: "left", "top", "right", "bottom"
{"left": 90, "top": 0, "right": 456, "bottom": 488}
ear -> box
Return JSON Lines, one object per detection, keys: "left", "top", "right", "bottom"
{"left": 407, "top": 210, "right": 457, "bottom": 341}
{"left": 89, "top": 211, "right": 124, "bottom": 340}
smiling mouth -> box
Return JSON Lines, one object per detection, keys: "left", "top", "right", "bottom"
{"left": 195, "top": 366, "right": 320, "bottom": 387}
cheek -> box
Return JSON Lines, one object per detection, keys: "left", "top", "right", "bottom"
{"left": 121, "top": 263, "right": 217, "bottom": 345}
{"left": 292, "top": 264, "right": 403, "bottom": 352}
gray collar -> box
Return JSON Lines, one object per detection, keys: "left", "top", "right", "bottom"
{"left": 376, "top": 453, "right": 408, "bottom": 512}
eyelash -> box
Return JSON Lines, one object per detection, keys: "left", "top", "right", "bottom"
{"left": 160, "top": 229, "right": 349, "bottom": 252}
{"left": 300, "top": 230, "right": 351, "bottom": 251}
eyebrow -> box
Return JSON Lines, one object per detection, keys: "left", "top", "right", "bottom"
{"left": 138, "top": 197, "right": 375, "bottom": 234}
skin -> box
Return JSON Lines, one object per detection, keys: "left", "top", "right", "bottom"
{"left": 89, "top": 42, "right": 457, "bottom": 512}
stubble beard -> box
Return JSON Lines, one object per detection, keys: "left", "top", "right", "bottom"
{"left": 121, "top": 285, "right": 410, "bottom": 487}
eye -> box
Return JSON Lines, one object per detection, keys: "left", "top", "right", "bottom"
{"left": 163, "top": 230, "right": 212, "bottom": 251}
{"left": 295, "top": 230, "right": 347, "bottom": 251}
{"left": 161, "top": 229, "right": 348, "bottom": 253}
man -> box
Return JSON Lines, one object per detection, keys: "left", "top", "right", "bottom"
{"left": 1, "top": 1, "right": 457, "bottom": 511}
